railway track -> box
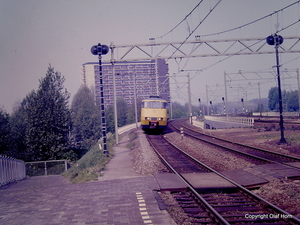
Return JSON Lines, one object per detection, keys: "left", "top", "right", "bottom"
{"left": 146, "top": 134, "right": 300, "bottom": 224}
{"left": 170, "top": 119, "right": 300, "bottom": 166}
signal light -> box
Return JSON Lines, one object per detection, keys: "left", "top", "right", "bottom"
{"left": 266, "top": 34, "right": 283, "bottom": 46}
{"left": 91, "top": 44, "right": 109, "bottom": 55}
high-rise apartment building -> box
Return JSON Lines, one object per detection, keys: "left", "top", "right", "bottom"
{"left": 82, "top": 59, "right": 170, "bottom": 107}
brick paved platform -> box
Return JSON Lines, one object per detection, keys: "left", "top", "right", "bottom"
{"left": 0, "top": 176, "right": 174, "bottom": 225}
{"left": 0, "top": 131, "right": 175, "bottom": 225}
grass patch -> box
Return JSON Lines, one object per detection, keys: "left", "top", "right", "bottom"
{"left": 64, "top": 137, "right": 115, "bottom": 183}
{"left": 257, "top": 131, "right": 300, "bottom": 146}
{"left": 285, "top": 132, "right": 300, "bottom": 145}
{"left": 258, "top": 133, "right": 279, "bottom": 141}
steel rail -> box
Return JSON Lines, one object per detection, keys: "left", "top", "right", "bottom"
{"left": 146, "top": 134, "right": 230, "bottom": 225}
{"left": 147, "top": 133, "right": 300, "bottom": 224}
{"left": 173, "top": 119, "right": 300, "bottom": 164}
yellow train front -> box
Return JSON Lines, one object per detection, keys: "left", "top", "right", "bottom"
{"left": 141, "top": 96, "right": 168, "bottom": 132}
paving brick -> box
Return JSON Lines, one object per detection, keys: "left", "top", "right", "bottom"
{"left": 0, "top": 132, "right": 175, "bottom": 225}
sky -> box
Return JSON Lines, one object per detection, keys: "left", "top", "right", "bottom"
{"left": 1, "top": 0, "right": 300, "bottom": 113}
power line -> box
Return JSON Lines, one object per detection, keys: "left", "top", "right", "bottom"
{"left": 189, "top": 17, "right": 300, "bottom": 82}
{"left": 154, "top": 0, "right": 204, "bottom": 39}
{"left": 200, "top": 0, "right": 300, "bottom": 38}
{"left": 166, "top": 0, "right": 222, "bottom": 62}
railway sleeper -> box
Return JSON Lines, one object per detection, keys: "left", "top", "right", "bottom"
{"left": 226, "top": 218, "right": 286, "bottom": 224}
{"left": 188, "top": 214, "right": 211, "bottom": 219}
{"left": 204, "top": 196, "right": 248, "bottom": 201}
{"left": 174, "top": 192, "right": 216, "bottom": 223}
{"left": 203, "top": 192, "right": 243, "bottom": 196}
{"left": 210, "top": 203, "right": 256, "bottom": 208}
{"left": 182, "top": 207, "right": 203, "bottom": 214}
{"left": 206, "top": 199, "right": 249, "bottom": 204}
{"left": 214, "top": 206, "right": 262, "bottom": 212}
{"left": 190, "top": 219, "right": 213, "bottom": 224}
{"left": 201, "top": 192, "right": 245, "bottom": 198}
{"left": 188, "top": 214, "right": 216, "bottom": 224}
{"left": 178, "top": 201, "right": 196, "bottom": 205}
{"left": 204, "top": 197, "right": 247, "bottom": 201}
{"left": 175, "top": 197, "right": 193, "bottom": 201}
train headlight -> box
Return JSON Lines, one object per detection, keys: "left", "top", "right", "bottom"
{"left": 145, "top": 117, "right": 150, "bottom": 120}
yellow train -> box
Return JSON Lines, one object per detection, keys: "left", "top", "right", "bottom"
{"left": 141, "top": 96, "right": 168, "bottom": 131}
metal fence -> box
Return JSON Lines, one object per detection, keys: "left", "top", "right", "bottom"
{"left": 0, "top": 155, "right": 26, "bottom": 187}
{"left": 25, "top": 160, "right": 68, "bottom": 176}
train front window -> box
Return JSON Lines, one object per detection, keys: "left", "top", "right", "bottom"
{"left": 141, "top": 101, "right": 148, "bottom": 108}
{"left": 142, "top": 101, "right": 167, "bottom": 109}
{"left": 149, "top": 101, "right": 161, "bottom": 108}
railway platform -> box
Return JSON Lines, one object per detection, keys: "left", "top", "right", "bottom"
{"left": 0, "top": 132, "right": 175, "bottom": 225}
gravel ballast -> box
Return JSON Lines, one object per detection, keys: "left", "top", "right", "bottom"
{"left": 129, "top": 126, "right": 300, "bottom": 220}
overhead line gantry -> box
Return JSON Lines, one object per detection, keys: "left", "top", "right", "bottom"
{"left": 107, "top": 37, "right": 300, "bottom": 62}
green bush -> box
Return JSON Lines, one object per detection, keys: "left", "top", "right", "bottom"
{"left": 64, "top": 138, "right": 114, "bottom": 183}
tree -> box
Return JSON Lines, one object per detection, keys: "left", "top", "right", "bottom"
{"left": 268, "top": 87, "right": 299, "bottom": 112}
{"left": 286, "top": 90, "right": 299, "bottom": 112}
{"left": 268, "top": 87, "right": 279, "bottom": 111}
{"left": 0, "top": 108, "right": 10, "bottom": 155}
{"left": 117, "top": 97, "right": 128, "bottom": 127}
{"left": 8, "top": 100, "right": 28, "bottom": 160}
{"left": 25, "top": 65, "right": 70, "bottom": 161}
{"left": 105, "top": 97, "right": 140, "bottom": 133}
{"left": 70, "top": 85, "right": 101, "bottom": 149}
{"left": 126, "top": 104, "right": 136, "bottom": 124}
{"left": 255, "top": 103, "right": 264, "bottom": 113}
{"left": 172, "top": 102, "right": 188, "bottom": 119}
{"left": 105, "top": 105, "right": 115, "bottom": 133}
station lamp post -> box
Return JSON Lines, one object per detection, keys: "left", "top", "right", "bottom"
{"left": 91, "top": 43, "right": 110, "bottom": 154}
{"left": 266, "top": 34, "right": 287, "bottom": 144}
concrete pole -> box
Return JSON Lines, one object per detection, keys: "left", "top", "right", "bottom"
{"left": 297, "top": 69, "right": 300, "bottom": 115}
{"left": 155, "top": 60, "right": 159, "bottom": 96}
{"left": 110, "top": 42, "right": 118, "bottom": 145}
{"left": 258, "top": 82, "right": 262, "bottom": 117}
{"left": 206, "top": 85, "right": 209, "bottom": 116}
{"left": 170, "top": 100, "right": 173, "bottom": 119}
{"left": 224, "top": 72, "right": 228, "bottom": 120}
{"left": 133, "top": 72, "right": 138, "bottom": 128}
{"left": 187, "top": 73, "right": 192, "bottom": 124}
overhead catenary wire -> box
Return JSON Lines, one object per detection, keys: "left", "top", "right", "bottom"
{"left": 200, "top": 0, "right": 300, "bottom": 38}
{"left": 154, "top": 0, "right": 204, "bottom": 40}
{"left": 156, "top": 1, "right": 300, "bottom": 104}
{"left": 189, "top": 17, "right": 300, "bottom": 82}
{"left": 166, "top": 0, "right": 222, "bottom": 62}
{"left": 180, "top": 1, "right": 300, "bottom": 72}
